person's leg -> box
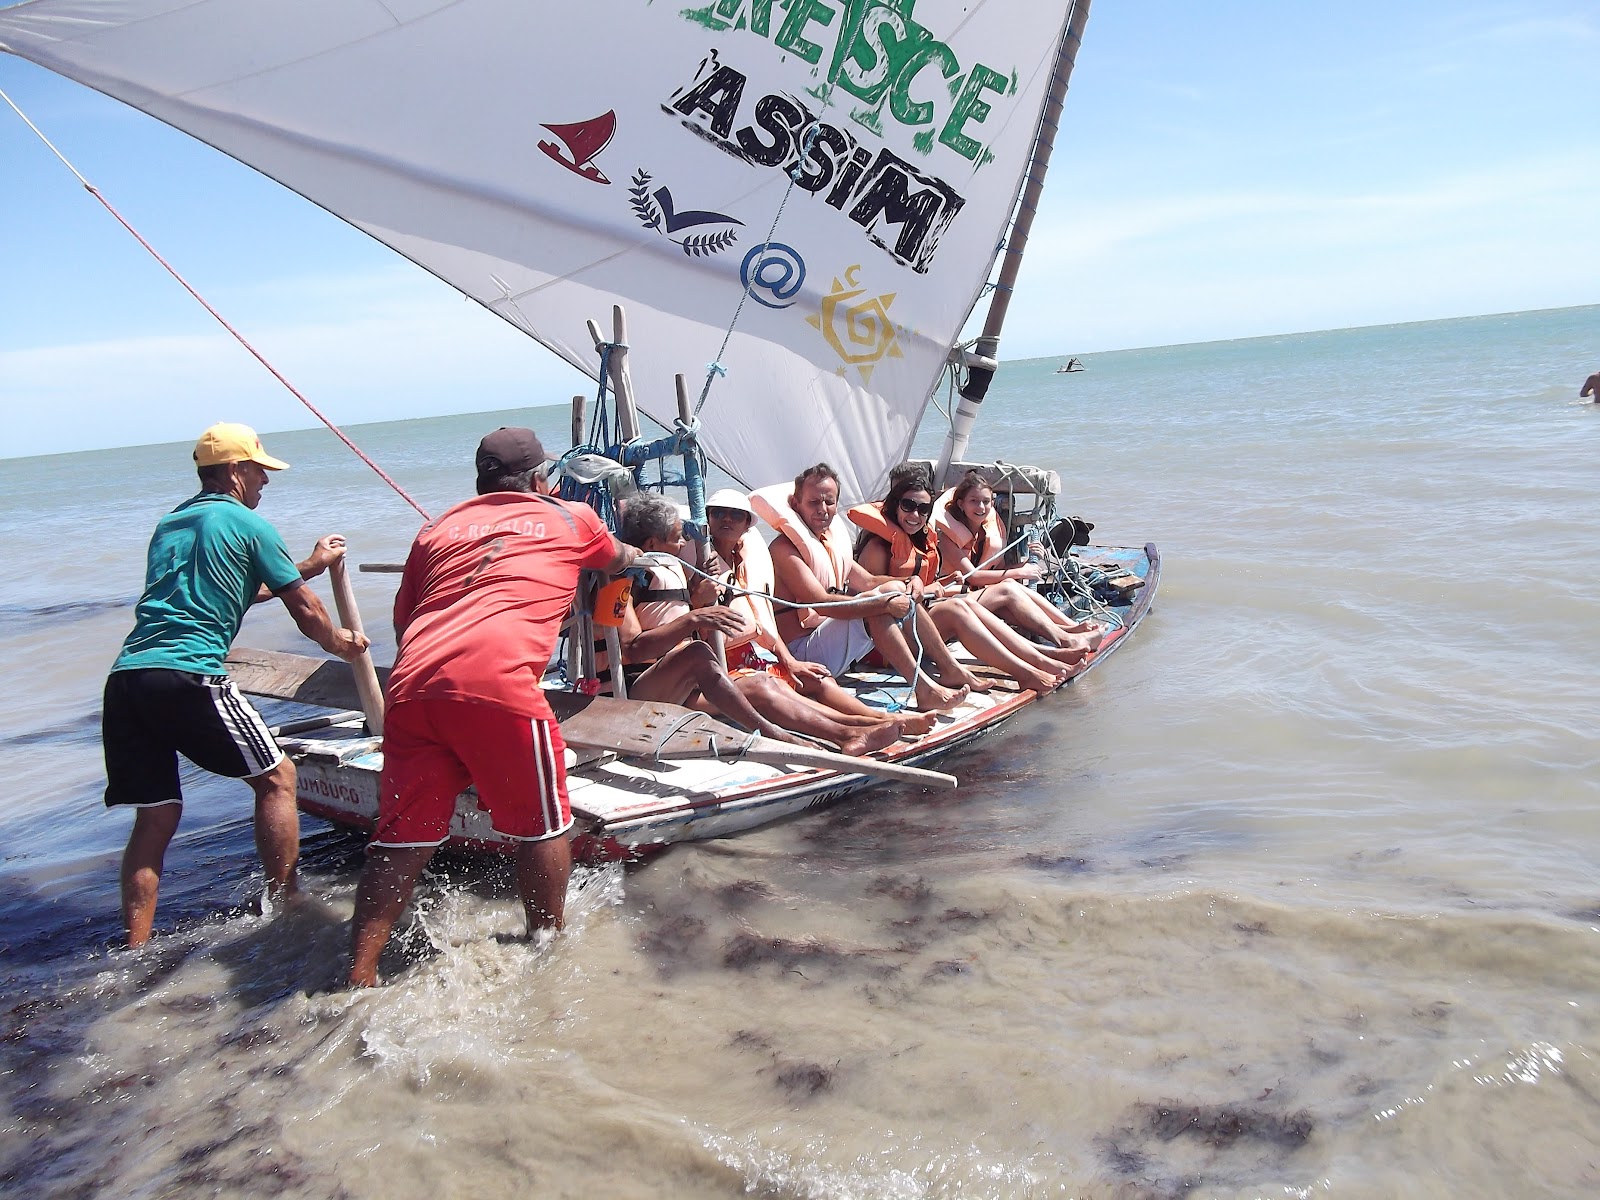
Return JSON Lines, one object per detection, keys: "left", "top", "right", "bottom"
{"left": 247, "top": 757, "right": 301, "bottom": 905}
{"left": 1020, "top": 585, "right": 1104, "bottom": 646}
{"left": 348, "top": 699, "right": 464, "bottom": 987}
{"left": 120, "top": 803, "right": 182, "bottom": 948}
{"left": 734, "top": 674, "right": 901, "bottom": 755}
{"left": 791, "top": 674, "right": 936, "bottom": 737}
{"left": 514, "top": 832, "right": 573, "bottom": 933}
{"left": 105, "top": 671, "right": 187, "bottom": 948}
{"left": 903, "top": 603, "right": 993, "bottom": 692}
{"left": 632, "top": 642, "right": 797, "bottom": 743}
{"left": 929, "top": 599, "right": 1065, "bottom": 692}
{"left": 964, "top": 600, "right": 1085, "bottom": 680}
{"left": 348, "top": 845, "right": 437, "bottom": 987}
{"left": 979, "top": 581, "right": 1101, "bottom": 648}
{"left": 864, "top": 612, "right": 970, "bottom": 713}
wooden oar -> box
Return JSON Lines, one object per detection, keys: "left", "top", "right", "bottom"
{"left": 546, "top": 693, "right": 957, "bottom": 790}
{"left": 329, "top": 558, "right": 385, "bottom": 736}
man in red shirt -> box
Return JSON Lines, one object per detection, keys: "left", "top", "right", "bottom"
{"left": 347, "top": 428, "right": 638, "bottom": 987}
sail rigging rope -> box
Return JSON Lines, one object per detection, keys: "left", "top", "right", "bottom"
{"left": 3, "top": 88, "right": 432, "bottom": 522}
{"left": 691, "top": 79, "right": 841, "bottom": 420}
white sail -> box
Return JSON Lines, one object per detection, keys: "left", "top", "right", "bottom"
{"left": 1, "top": 0, "right": 1069, "bottom": 499}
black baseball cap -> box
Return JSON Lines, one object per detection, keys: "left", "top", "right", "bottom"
{"left": 475, "top": 426, "right": 549, "bottom": 475}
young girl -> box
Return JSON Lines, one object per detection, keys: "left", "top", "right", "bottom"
{"left": 850, "top": 472, "right": 1082, "bottom": 694}
{"left": 933, "top": 471, "right": 1103, "bottom": 652}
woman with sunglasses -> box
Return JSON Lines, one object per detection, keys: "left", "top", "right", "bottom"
{"left": 933, "top": 471, "right": 1104, "bottom": 652}
{"left": 849, "top": 471, "right": 1080, "bottom": 694}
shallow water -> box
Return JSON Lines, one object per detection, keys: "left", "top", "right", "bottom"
{"left": 3, "top": 305, "right": 1600, "bottom": 1197}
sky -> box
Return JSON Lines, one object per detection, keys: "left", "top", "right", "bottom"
{"left": 2, "top": 1, "right": 1597, "bottom": 459}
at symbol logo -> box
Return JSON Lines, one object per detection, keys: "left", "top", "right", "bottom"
{"left": 806, "top": 265, "right": 905, "bottom": 384}
{"left": 740, "top": 242, "right": 806, "bottom": 309}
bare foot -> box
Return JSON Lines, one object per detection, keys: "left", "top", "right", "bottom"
{"left": 896, "top": 711, "right": 938, "bottom": 737}
{"left": 1042, "top": 643, "right": 1089, "bottom": 666}
{"left": 950, "top": 666, "right": 994, "bottom": 693}
{"left": 1014, "top": 666, "right": 1068, "bottom": 693}
{"left": 1054, "top": 633, "right": 1099, "bottom": 654}
{"left": 839, "top": 722, "right": 902, "bottom": 756}
{"left": 914, "top": 680, "right": 969, "bottom": 713}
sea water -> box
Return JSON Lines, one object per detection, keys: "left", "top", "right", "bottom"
{"left": 2, "top": 305, "right": 1598, "bottom": 1198}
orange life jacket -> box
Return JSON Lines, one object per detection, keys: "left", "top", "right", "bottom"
{"left": 845, "top": 502, "right": 939, "bottom": 586}
{"left": 931, "top": 487, "right": 1006, "bottom": 582}
{"left": 593, "top": 554, "right": 687, "bottom": 683}
{"left": 748, "top": 484, "right": 855, "bottom": 631}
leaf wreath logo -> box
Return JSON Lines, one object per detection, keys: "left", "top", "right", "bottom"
{"left": 630, "top": 169, "right": 743, "bottom": 257}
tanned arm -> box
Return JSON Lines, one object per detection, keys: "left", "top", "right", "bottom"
{"left": 254, "top": 534, "right": 347, "bottom": 604}
{"left": 279, "top": 585, "right": 370, "bottom": 660}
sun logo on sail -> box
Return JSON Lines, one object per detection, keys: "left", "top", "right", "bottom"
{"left": 629, "top": 169, "right": 743, "bottom": 257}
{"left": 805, "top": 266, "right": 905, "bottom": 384}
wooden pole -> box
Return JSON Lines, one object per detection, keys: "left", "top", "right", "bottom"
{"left": 675, "top": 371, "right": 708, "bottom": 546}
{"left": 570, "top": 393, "right": 585, "bottom": 448}
{"left": 674, "top": 373, "right": 692, "bottom": 425}
{"left": 934, "top": 0, "right": 1092, "bottom": 478}
{"left": 328, "top": 558, "right": 385, "bottom": 736}
{"left": 603, "top": 626, "right": 628, "bottom": 700}
{"left": 610, "top": 305, "right": 639, "bottom": 442}
{"left": 739, "top": 737, "right": 958, "bottom": 789}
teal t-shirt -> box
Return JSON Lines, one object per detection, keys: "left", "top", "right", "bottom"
{"left": 111, "top": 492, "right": 304, "bottom": 675}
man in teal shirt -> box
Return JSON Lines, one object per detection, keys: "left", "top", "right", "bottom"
{"left": 103, "top": 423, "right": 370, "bottom": 948}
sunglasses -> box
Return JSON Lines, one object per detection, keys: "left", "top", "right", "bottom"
{"left": 707, "top": 507, "right": 750, "bottom": 520}
{"left": 897, "top": 498, "right": 934, "bottom": 516}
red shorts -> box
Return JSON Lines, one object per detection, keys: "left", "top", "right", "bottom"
{"left": 725, "top": 640, "right": 796, "bottom": 689}
{"left": 374, "top": 698, "right": 573, "bottom": 847}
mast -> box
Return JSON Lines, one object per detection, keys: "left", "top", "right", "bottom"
{"left": 933, "top": 0, "right": 1093, "bottom": 480}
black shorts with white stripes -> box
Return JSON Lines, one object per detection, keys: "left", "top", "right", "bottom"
{"left": 102, "top": 668, "right": 284, "bottom": 808}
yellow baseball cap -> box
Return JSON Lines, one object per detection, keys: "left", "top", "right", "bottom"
{"left": 192, "top": 422, "right": 289, "bottom": 470}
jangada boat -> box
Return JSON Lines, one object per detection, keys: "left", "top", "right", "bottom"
{"left": 2, "top": 0, "right": 1158, "bottom": 861}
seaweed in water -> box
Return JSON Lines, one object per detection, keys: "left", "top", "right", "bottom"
{"left": 720, "top": 931, "right": 899, "bottom": 981}
{"left": 636, "top": 911, "right": 708, "bottom": 970}
{"left": 773, "top": 1059, "right": 835, "bottom": 1097}
{"left": 922, "top": 959, "right": 973, "bottom": 982}
{"left": 1019, "top": 851, "right": 1094, "bottom": 874}
{"left": 939, "top": 906, "right": 993, "bottom": 925}
{"left": 866, "top": 874, "right": 935, "bottom": 907}
{"left": 722, "top": 931, "right": 847, "bottom": 972}
{"left": 1140, "top": 1100, "right": 1314, "bottom": 1149}
{"left": 715, "top": 878, "right": 774, "bottom": 911}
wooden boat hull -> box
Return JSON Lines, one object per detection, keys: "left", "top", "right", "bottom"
{"left": 253, "top": 543, "right": 1159, "bottom": 863}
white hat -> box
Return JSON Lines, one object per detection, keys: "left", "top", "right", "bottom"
{"left": 705, "top": 488, "right": 755, "bottom": 516}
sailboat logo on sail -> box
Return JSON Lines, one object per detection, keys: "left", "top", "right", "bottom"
{"left": 538, "top": 111, "right": 617, "bottom": 184}
{"left": 806, "top": 265, "right": 905, "bottom": 383}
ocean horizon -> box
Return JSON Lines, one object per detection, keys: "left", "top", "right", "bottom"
{"left": 5, "top": 301, "right": 1593, "bottom": 465}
